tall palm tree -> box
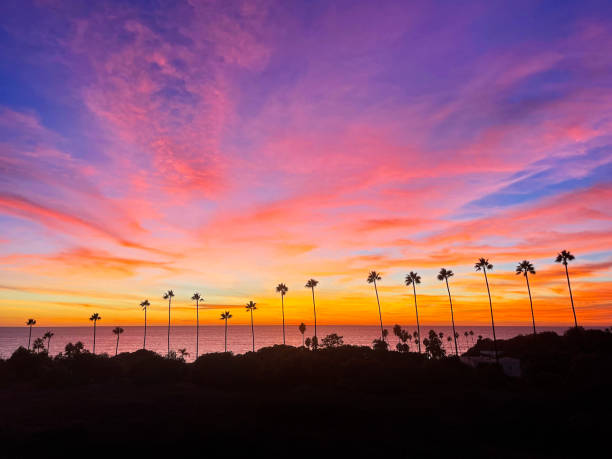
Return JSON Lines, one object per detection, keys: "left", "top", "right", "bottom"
{"left": 367, "top": 271, "right": 385, "bottom": 341}
{"left": 276, "top": 283, "right": 289, "bottom": 345}
{"left": 89, "top": 313, "right": 101, "bottom": 354}
{"left": 305, "top": 279, "right": 319, "bottom": 340}
{"left": 26, "top": 318, "right": 36, "bottom": 350}
{"left": 163, "top": 290, "right": 174, "bottom": 356}
{"left": 220, "top": 311, "right": 232, "bottom": 352}
{"left": 245, "top": 301, "right": 257, "bottom": 352}
{"left": 437, "top": 268, "right": 459, "bottom": 356}
{"left": 475, "top": 257, "right": 498, "bottom": 364}
{"left": 516, "top": 260, "right": 537, "bottom": 335}
{"left": 405, "top": 271, "right": 422, "bottom": 353}
{"left": 140, "top": 299, "right": 150, "bottom": 349}
{"left": 298, "top": 322, "right": 306, "bottom": 346}
{"left": 192, "top": 293, "right": 203, "bottom": 359}
{"left": 112, "top": 327, "right": 124, "bottom": 356}
{"left": 43, "top": 331, "right": 54, "bottom": 353}
{"left": 555, "top": 250, "right": 577, "bottom": 327}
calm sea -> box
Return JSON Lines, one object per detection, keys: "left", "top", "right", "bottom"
{"left": 1, "top": 324, "right": 598, "bottom": 361}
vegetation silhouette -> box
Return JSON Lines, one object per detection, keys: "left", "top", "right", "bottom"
{"left": 163, "top": 290, "right": 174, "bottom": 355}
{"left": 43, "top": 331, "right": 54, "bottom": 353}
{"left": 556, "top": 250, "right": 577, "bottom": 327}
{"left": 245, "top": 301, "right": 257, "bottom": 352}
{"left": 405, "top": 271, "right": 422, "bottom": 353}
{"left": 516, "top": 260, "right": 537, "bottom": 334}
{"left": 276, "top": 283, "right": 288, "bottom": 345}
{"left": 437, "top": 268, "right": 459, "bottom": 356}
{"left": 220, "top": 311, "right": 232, "bottom": 352}
{"left": 393, "top": 324, "right": 411, "bottom": 353}
{"left": 191, "top": 293, "right": 202, "bottom": 359}
{"left": 140, "top": 299, "right": 150, "bottom": 349}
{"left": 112, "top": 327, "right": 124, "bottom": 356}
{"left": 367, "top": 271, "right": 385, "bottom": 341}
{"left": 475, "top": 258, "right": 498, "bottom": 364}
{"left": 298, "top": 322, "right": 306, "bottom": 347}
{"left": 89, "top": 313, "right": 101, "bottom": 354}
{"left": 26, "top": 318, "right": 36, "bottom": 350}
{"left": 423, "top": 329, "right": 446, "bottom": 359}
{"left": 305, "top": 279, "right": 319, "bottom": 341}
{"left": 321, "top": 333, "right": 344, "bottom": 348}
{"left": 32, "top": 337, "right": 44, "bottom": 353}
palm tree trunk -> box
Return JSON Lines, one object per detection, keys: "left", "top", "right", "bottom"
{"left": 167, "top": 298, "right": 171, "bottom": 356}
{"left": 483, "top": 268, "right": 498, "bottom": 364}
{"left": 525, "top": 273, "right": 536, "bottom": 335}
{"left": 115, "top": 335, "right": 119, "bottom": 356}
{"left": 281, "top": 294, "right": 286, "bottom": 345}
{"left": 373, "top": 280, "right": 384, "bottom": 341}
{"left": 46, "top": 337, "right": 51, "bottom": 353}
{"left": 412, "top": 283, "right": 421, "bottom": 354}
{"left": 565, "top": 264, "right": 578, "bottom": 327}
{"left": 250, "top": 309, "right": 255, "bottom": 352}
{"left": 446, "top": 279, "right": 459, "bottom": 356}
{"left": 93, "top": 321, "right": 97, "bottom": 355}
{"left": 28, "top": 326, "right": 32, "bottom": 350}
{"left": 143, "top": 308, "right": 147, "bottom": 350}
{"left": 310, "top": 287, "right": 317, "bottom": 340}
{"left": 224, "top": 319, "right": 228, "bottom": 352}
{"left": 196, "top": 299, "right": 199, "bottom": 359}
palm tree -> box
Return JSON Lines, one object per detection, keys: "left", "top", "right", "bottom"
{"left": 32, "top": 338, "right": 45, "bottom": 353}
{"left": 367, "top": 271, "right": 385, "bottom": 341}
{"left": 437, "top": 268, "right": 459, "bottom": 356}
{"left": 516, "top": 260, "right": 537, "bottom": 335}
{"left": 475, "top": 257, "right": 498, "bottom": 364}
{"left": 299, "top": 322, "right": 306, "bottom": 346}
{"left": 405, "top": 271, "right": 422, "bottom": 353}
{"left": 178, "top": 348, "right": 189, "bottom": 361}
{"left": 220, "top": 311, "right": 232, "bottom": 352}
{"left": 305, "top": 279, "right": 319, "bottom": 340}
{"left": 245, "top": 301, "right": 257, "bottom": 352}
{"left": 163, "top": 290, "right": 174, "bottom": 355}
{"left": 276, "top": 283, "right": 289, "bottom": 345}
{"left": 192, "top": 293, "right": 203, "bottom": 359}
{"left": 26, "top": 318, "right": 36, "bottom": 350}
{"left": 555, "top": 250, "right": 577, "bottom": 327}
{"left": 140, "top": 299, "right": 150, "bottom": 349}
{"left": 112, "top": 327, "right": 124, "bottom": 356}
{"left": 43, "top": 331, "right": 54, "bottom": 353}
{"left": 89, "top": 313, "right": 101, "bottom": 354}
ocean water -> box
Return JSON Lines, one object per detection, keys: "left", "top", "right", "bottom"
{"left": 0, "top": 324, "right": 593, "bottom": 361}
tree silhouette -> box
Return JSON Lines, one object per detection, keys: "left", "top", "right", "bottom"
{"left": 437, "top": 268, "right": 459, "bottom": 356}
{"left": 178, "top": 348, "right": 189, "bottom": 362}
{"left": 367, "top": 271, "right": 385, "bottom": 341}
{"left": 163, "top": 290, "right": 174, "bottom": 355}
{"left": 220, "top": 311, "right": 232, "bottom": 352}
{"left": 89, "top": 313, "right": 101, "bottom": 354}
{"left": 276, "top": 283, "right": 289, "bottom": 345}
{"left": 304, "top": 337, "right": 312, "bottom": 349}
{"left": 42, "top": 331, "right": 54, "bottom": 353}
{"left": 245, "top": 301, "right": 257, "bottom": 352}
{"left": 305, "top": 279, "right": 319, "bottom": 341}
{"left": 405, "top": 271, "right": 422, "bottom": 353}
{"left": 32, "top": 337, "right": 45, "bottom": 354}
{"left": 192, "top": 293, "right": 203, "bottom": 359}
{"left": 555, "top": 250, "right": 578, "bottom": 327}
{"left": 112, "top": 326, "right": 124, "bottom": 356}
{"left": 423, "top": 329, "right": 446, "bottom": 359}
{"left": 475, "top": 258, "right": 498, "bottom": 364}
{"left": 321, "top": 333, "right": 344, "bottom": 348}
{"left": 393, "top": 324, "right": 410, "bottom": 353}
{"left": 516, "top": 260, "right": 537, "bottom": 335}
{"left": 140, "top": 299, "right": 150, "bottom": 349}
{"left": 26, "top": 318, "right": 36, "bottom": 350}
{"left": 298, "top": 322, "right": 306, "bottom": 347}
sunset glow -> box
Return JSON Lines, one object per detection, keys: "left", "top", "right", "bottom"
{"left": 1, "top": 0, "right": 611, "bottom": 327}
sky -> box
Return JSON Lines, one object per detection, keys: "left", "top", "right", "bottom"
{"left": 0, "top": 0, "right": 611, "bottom": 328}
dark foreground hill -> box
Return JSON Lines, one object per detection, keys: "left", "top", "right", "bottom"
{"left": 0, "top": 327, "right": 610, "bottom": 458}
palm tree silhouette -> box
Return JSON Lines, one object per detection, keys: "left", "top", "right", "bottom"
{"left": 32, "top": 337, "right": 45, "bottom": 353}
{"left": 475, "top": 258, "right": 498, "bottom": 364}
{"left": 245, "top": 301, "right": 257, "bottom": 352}
{"left": 516, "top": 260, "right": 537, "bottom": 334}
{"left": 405, "top": 271, "right": 422, "bottom": 353}
{"left": 178, "top": 348, "right": 189, "bottom": 361}
{"left": 220, "top": 311, "right": 232, "bottom": 352}
{"left": 112, "top": 326, "right": 124, "bottom": 356}
{"left": 437, "top": 268, "right": 459, "bottom": 356}
{"left": 299, "top": 322, "right": 306, "bottom": 346}
{"left": 555, "top": 250, "right": 578, "bottom": 327}
{"left": 163, "top": 290, "right": 174, "bottom": 355}
{"left": 192, "top": 293, "right": 203, "bottom": 359}
{"left": 367, "top": 271, "right": 385, "bottom": 341}
{"left": 89, "top": 313, "right": 101, "bottom": 354}
{"left": 305, "top": 279, "right": 319, "bottom": 341}
{"left": 26, "top": 318, "right": 36, "bottom": 350}
{"left": 42, "top": 331, "right": 54, "bottom": 353}
{"left": 276, "top": 283, "right": 289, "bottom": 345}
{"left": 140, "top": 299, "right": 150, "bottom": 349}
